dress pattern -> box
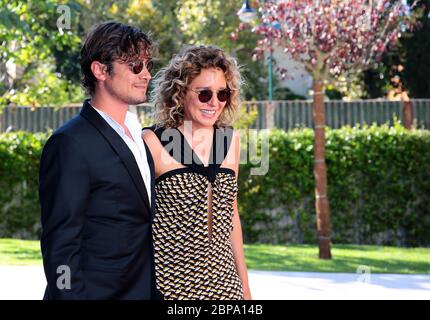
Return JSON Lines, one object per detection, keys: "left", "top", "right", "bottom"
{"left": 148, "top": 125, "right": 244, "bottom": 300}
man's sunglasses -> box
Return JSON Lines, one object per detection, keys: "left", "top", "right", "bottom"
{"left": 191, "top": 88, "right": 231, "bottom": 103}
{"left": 128, "top": 60, "right": 154, "bottom": 74}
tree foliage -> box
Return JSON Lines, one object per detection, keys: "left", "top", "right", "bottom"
{"left": 363, "top": 0, "right": 430, "bottom": 98}
{"left": 0, "top": 0, "right": 83, "bottom": 107}
{"left": 1, "top": 0, "right": 270, "bottom": 108}
{"left": 250, "top": 0, "right": 421, "bottom": 84}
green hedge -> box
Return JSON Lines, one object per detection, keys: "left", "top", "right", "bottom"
{"left": 1, "top": 125, "right": 430, "bottom": 246}
{"left": 0, "top": 132, "right": 48, "bottom": 239}
{"left": 238, "top": 124, "right": 430, "bottom": 247}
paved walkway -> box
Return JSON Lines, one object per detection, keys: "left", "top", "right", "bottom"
{"left": 0, "top": 266, "right": 429, "bottom": 300}
{"left": 249, "top": 270, "right": 430, "bottom": 299}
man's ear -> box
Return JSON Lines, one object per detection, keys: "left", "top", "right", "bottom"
{"left": 90, "top": 61, "right": 108, "bottom": 81}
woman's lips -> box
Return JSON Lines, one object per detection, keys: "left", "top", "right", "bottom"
{"left": 201, "top": 109, "right": 216, "bottom": 118}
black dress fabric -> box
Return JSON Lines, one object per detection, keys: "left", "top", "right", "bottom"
{"left": 145, "top": 125, "right": 243, "bottom": 300}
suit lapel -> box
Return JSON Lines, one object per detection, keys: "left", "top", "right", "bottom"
{"left": 79, "top": 100, "right": 151, "bottom": 215}
{"left": 144, "top": 141, "right": 156, "bottom": 215}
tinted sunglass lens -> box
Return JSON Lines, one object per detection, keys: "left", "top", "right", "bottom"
{"left": 198, "top": 90, "right": 213, "bottom": 103}
{"left": 146, "top": 60, "right": 154, "bottom": 72}
{"left": 131, "top": 60, "right": 153, "bottom": 74}
{"left": 132, "top": 61, "right": 144, "bottom": 74}
{"left": 217, "top": 89, "right": 230, "bottom": 102}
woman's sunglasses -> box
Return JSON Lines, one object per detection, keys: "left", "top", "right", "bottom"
{"left": 191, "top": 88, "right": 231, "bottom": 103}
{"left": 128, "top": 60, "right": 154, "bottom": 74}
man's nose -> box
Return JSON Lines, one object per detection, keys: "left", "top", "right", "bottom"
{"left": 139, "top": 67, "right": 151, "bottom": 80}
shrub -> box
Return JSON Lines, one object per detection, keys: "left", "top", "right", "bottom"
{"left": 0, "top": 132, "right": 48, "bottom": 238}
{"left": 1, "top": 124, "right": 429, "bottom": 246}
{"left": 238, "top": 123, "right": 430, "bottom": 246}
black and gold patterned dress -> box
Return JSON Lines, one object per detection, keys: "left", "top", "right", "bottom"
{"left": 147, "top": 125, "right": 243, "bottom": 300}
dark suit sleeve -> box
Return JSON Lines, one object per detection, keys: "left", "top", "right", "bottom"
{"left": 39, "top": 133, "right": 90, "bottom": 299}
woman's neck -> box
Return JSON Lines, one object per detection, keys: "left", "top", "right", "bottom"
{"left": 179, "top": 121, "right": 214, "bottom": 149}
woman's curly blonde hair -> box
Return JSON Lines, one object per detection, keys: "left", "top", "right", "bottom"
{"left": 151, "top": 45, "right": 242, "bottom": 128}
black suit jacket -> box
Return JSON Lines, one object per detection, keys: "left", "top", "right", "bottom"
{"left": 39, "top": 100, "right": 161, "bottom": 300}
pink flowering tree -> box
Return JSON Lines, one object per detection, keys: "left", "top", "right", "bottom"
{"left": 245, "top": 0, "right": 421, "bottom": 259}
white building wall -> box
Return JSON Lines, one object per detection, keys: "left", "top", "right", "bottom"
{"left": 271, "top": 46, "right": 313, "bottom": 98}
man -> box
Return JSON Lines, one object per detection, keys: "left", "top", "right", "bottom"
{"left": 39, "top": 22, "right": 161, "bottom": 300}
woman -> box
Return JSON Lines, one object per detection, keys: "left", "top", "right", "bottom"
{"left": 143, "top": 45, "right": 251, "bottom": 300}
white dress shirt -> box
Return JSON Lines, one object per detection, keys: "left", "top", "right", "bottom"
{"left": 91, "top": 105, "right": 151, "bottom": 206}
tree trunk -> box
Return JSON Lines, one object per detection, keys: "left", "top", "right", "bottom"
{"left": 403, "top": 100, "right": 412, "bottom": 130}
{"left": 312, "top": 80, "right": 332, "bottom": 259}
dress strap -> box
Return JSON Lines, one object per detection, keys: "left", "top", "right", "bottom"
{"left": 145, "top": 125, "right": 234, "bottom": 183}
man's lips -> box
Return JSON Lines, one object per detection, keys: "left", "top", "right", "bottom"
{"left": 134, "top": 83, "right": 148, "bottom": 89}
